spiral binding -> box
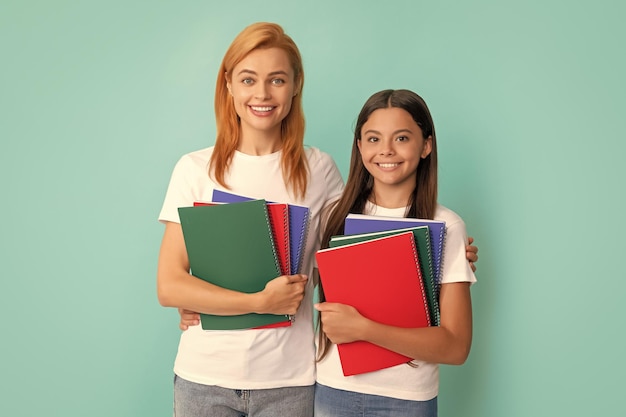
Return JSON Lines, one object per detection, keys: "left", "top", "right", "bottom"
{"left": 261, "top": 202, "right": 281, "bottom": 276}
{"left": 420, "top": 229, "right": 440, "bottom": 327}
{"left": 280, "top": 205, "right": 291, "bottom": 274}
{"left": 267, "top": 204, "right": 291, "bottom": 275}
{"left": 408, "top": 234, "right": 431, "bottom": 326}
{"left": 292, "top": 206, "right": 311, "bottom": 274}
{"left": 433, "top": 225, "right": 447, "bottom": 295}
{"left": 293, "top": 209, "right": 310, "bottom": 274}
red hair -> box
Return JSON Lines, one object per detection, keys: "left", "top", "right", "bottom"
{"left": 211, "top": 22, "right": 308, "bottom": 199}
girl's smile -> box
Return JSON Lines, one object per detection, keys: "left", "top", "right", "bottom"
{"left": 358, "top": 107, "right": 432, "bottom": 200}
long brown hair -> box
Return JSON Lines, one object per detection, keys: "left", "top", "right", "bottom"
{"left": 210, "top": 22, "right": 308, "bottom": 199}
{"left": 317, "top": 89, "right": 439, "bottom": 361}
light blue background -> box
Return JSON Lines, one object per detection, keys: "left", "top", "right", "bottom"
{"left": 1, "top": 1, "right": 624, "bottom": 416}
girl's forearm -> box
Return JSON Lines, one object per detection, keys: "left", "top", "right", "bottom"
{"left": 359, "top": 282, "right": 473, "bottom": 365}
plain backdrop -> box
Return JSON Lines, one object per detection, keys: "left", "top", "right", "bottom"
{"left": 1, "top": 1, "right": 625, "bottom": 416}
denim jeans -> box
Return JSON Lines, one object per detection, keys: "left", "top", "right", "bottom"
{"left": 314, "top": 383, "right": 437, "bottom": 417}
{"left": 173, "top": 375, "right": 314, "bottom": 417}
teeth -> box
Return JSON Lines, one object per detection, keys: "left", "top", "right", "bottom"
{"left": 251, "top": 106, "right": 274, "bottom": 112}
{"left": 378, "top": 163, "right": 399, "bottom": 168}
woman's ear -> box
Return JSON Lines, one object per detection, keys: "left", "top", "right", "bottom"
{"left": 225, "top": 72, "right": 232, "bottom": 95}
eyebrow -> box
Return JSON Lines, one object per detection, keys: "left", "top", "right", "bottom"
{"left": 363, "top": 128, "right": 414, "bottom": 136}
{"left": 236, "top": 69, "right": 290, "bottom": 77}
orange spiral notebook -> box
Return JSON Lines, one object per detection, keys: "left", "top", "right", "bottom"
{"left": 315, "top": 232, "right": 431, "bottom": 376}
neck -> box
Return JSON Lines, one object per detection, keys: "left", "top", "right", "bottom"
{"left": 237, "top": 128, "right": 282, "bottom": 155}
{"left": 370, "top": 182, "right": 415, "bottom": 209}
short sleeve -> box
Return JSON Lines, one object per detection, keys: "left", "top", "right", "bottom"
{"left": 440, "top": 217, "right": 477, "bottom": 284}
{"left": 158, "top": 155, "right": 196, "bottom": 224}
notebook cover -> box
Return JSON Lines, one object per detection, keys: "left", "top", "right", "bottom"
{"left": 344, "top": 214, "right": 446, "bottom": 286}
{"left": 329, "top": 226, "right": 440, "bottom": 326}
{"left": 212, "top": 189, "right": 310, "bottom": 274}
{"left": 192, "top": 201, "right": 292, "bottom": 329}
{"left": 178, "top": 199, "right": 287, "bottom": 330}
{"left": 197, "top": 201, "right": 291, "bottom": 276}
{"left": 315, "top": 232, "right": 430, "bottom": 376}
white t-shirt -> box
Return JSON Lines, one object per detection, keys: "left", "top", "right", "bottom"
{"left": 315, "top": 201, "right": 476, "bottom": 401}
{"left": 159, "top": 146, "right": 344, "bottom": 389}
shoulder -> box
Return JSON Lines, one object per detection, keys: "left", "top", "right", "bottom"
{"left": 304, "top": 146, "right": 338, "bottom": 168}
{"left": 303, "top": 146, "right": 344, "bottom": 204}
{"left": 434, "top": 204, "right": 465, "bottom": 229}
{"left": 176, "top": 146, "right": 214, "bottom": 166}
{"left": 171, "top": 146, "right": 214, "bottom": 173}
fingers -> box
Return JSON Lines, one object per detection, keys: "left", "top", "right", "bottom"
{"left": 466, "top": 236, "right": 479, "bottom": 266}
{"left": 285, "top": 274, "right": 308, "bottom": 284}
{"left": 314, "top": 302, "right": 340, "bottom": 312}
{"left": 178, "top": 308, "right": 200, "bottom": 331}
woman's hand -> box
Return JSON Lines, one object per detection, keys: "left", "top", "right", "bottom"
{"left": 255, "top": 274, "right": 308, "bottom": 315}
{"left": 466, "top": 236, "right": 479, "bottom": 272}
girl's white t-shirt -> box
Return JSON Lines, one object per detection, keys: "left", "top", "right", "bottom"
{"left": 315, "top": 201, "right": 476, "bottom": 401}
{"left": 159, "top": 146, "right": 344, "bottom": 389}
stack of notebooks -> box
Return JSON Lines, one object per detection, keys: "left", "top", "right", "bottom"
{"left": 315, "top": 213, "right": 447, "bottom": 376}
{"left": 177, "top": 190, "right": 310, "bottom": 331}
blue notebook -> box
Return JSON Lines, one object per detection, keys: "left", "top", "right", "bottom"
{"left": 212, "top": 189, "right": 310, "bottom": 274}
{"left": 344, "top": 213, "right": 446, "bottom": 285}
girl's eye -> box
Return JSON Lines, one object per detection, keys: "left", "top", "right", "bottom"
{"left": 242, "top": 78, "right": 254, "bottom": 85}
{"left": 396, "top": 136, "right": 409, "bottom": 142}
{"left": 366, "top": 137, "right": 379, "bottom": 143}
{"left": 271, "top": 78, "right": 285, "bottom": 85}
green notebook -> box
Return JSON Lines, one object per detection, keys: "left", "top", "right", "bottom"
{"left": 329, "top": 226, "right": 440, "bottom": 326}
{"left": 178, "top": 199, "right": 285, "bottom": 330}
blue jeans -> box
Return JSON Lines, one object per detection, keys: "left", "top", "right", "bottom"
{"left": 173, "top": 375, "right": 314, "bottom": 417}
{"left": 314, "top": 383, "right": 437, "bottom": 417}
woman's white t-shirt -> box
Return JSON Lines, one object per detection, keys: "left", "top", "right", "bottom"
{"left": 159, "top": 146, "right": 344, "bottom": 389}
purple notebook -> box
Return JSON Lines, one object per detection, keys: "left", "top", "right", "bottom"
{"left": 212, "top": 189, "right": 310, "bottom": 274}
{"left": 344, "top": 213, "right": 446, "bottom": 284}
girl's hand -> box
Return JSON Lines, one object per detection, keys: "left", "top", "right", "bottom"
{"left": 178, "top": 308, "right": 200, "bottom": 331}
{"left": 466, "top": 236, "right": 479, "bottom": 272}
{"left": 315, "top": 302, "right": 368, "bottom": 344}
{"left": 256, "top": 274, "right": 308, "bottom": 315}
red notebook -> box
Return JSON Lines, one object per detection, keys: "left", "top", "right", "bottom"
{"left": 266, "top": 203, "right": 291, "bottom": 276}
{"left": 193, "top": 201, "right": 292, "bottom": 329}
{"left": 315, "top": 232, "right": 430, "bottom": 376}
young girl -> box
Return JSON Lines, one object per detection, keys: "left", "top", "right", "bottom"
{"left": 314, "top": 89, "right": 476, "bottom": 417}
{"left": 157, "top": 22, "right": 345, "bottom": 417}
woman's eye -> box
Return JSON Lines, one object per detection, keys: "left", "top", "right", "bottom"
{"left": 271, "top": 78, "right": 285, "bottom": 85}
{"left": 242, "top": 78, "right": 254, "bottom": 85}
